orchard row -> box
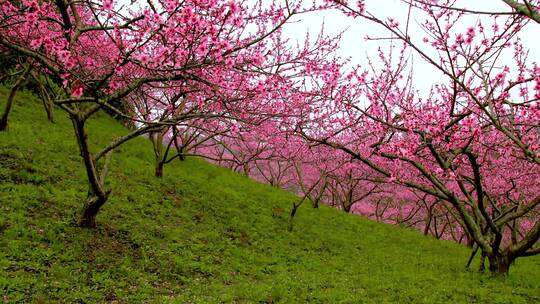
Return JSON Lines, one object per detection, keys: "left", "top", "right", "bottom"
{"left": 1, "top": 0, "right": 538, "bottom": 275}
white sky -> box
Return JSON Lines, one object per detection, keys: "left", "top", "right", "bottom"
{"left": 282, "top": 0, "right": 540, "bottom": 95}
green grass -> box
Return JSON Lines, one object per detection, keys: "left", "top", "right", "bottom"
{"left": 0, "top": 86, "right": 539, "bottom": 303}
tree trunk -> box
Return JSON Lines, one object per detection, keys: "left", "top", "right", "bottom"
{"left": 312, "top": 181, "right": 326, "bottom": 209}
{"left": 72, "top": 115, "right": 110, "bottom": 228}
{"left": 42, "top": 96, "right": 54, "bottom": 123}
{"left": 79, "top": 192, "right": 109, "bottom": 228}
{"left": 32, "top": 72, "right": 54, "bottom": 123}
{"left": 465, "top": 234, "right": 474, "bottom": 248}
{"left": 288, "top": 206, "right": 298, "bottom": 232}
{"left": 155, "top": 161, "right": 164, "bottom": 178}
{"left": 40, "top": 84, "right": 54, "bottom": 123}
{"left": 466, "top": 244, "right": 479, "bottom": 269}
{"left": 479, "top": 252, "right": 486, "bottom": 272}
{"left": 0, "top": 65, "right": 31, "bottom": 131}
{"left": 151, "top": 131, "right": 165, "bottom": 178}
{"left": 424, "top": 206, "right": 433, "bottom": 235}
{"left": 488, "top": 254, "right": 512, "bottom": 275}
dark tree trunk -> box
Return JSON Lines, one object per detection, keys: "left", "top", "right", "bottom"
{"left": 79, "top": 193, "right": 109, "bottom": 228}
{"left": 151, "top": 131, "right": 165, "bottom": 177}
{"left": 466, "top": 235, "right": 475, "bottom": 248}
{"left": 39, "top": 83, "right": 54, "bottom": 123}
{"left": 31, "top": 71, "right": 55, "bottom": 123}
{"left": 42, "top": 97, "right": 54, "bottom": 123}
{"left": 243, "top": 163, "right": 250, "bottom": 177}
{"left": 341, "top": 201, "right": 352, "bottom": 213}
{"left": 488, "top": 255, "right": 512, "bottom": 275}
{"left": 288, "top": 206, "right": 298, "bottom": 232}
{"left": 155, "top": 161, "right": 164, "bottom": 178}
{"left": 423, "top": 217, "right": 431, "bottom": 236}
{"left": 466, "top": 244, "right": 479, "bottom": 269}
{"left": 423, "top": 206, "right": 433, "bottom": 236}
{"left": 479, "top": 252, "right": 486, "bottom": 272}
{"left": 0, "top": 65, "right": 31, "bottom": 131}
{"left": 71, "top": 115, "right": 111, "bottom": 228}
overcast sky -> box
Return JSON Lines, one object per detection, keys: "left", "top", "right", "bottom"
{"left": 282, "top": 0, "right": 540, "bottom": 95}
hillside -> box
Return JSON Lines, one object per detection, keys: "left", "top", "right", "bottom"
{"left": 0, "top": 86, "right": 539, "bottom": 303}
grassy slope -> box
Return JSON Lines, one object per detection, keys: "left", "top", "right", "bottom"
{"left": 0, "top": 86, "right": 539, "bottom": 304}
